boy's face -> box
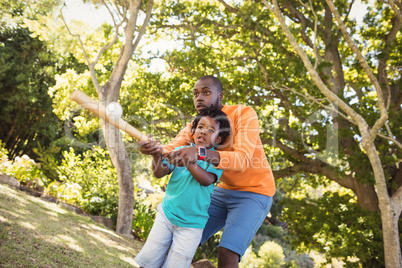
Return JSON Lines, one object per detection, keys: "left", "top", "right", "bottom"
{"left": 194, "top": 116, "right": 222, "bottom": 149}
{"left": 193, "top": 78, "right": 223, "bottom": 113}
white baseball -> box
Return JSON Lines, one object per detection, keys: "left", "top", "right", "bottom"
{"left": 106, "top": 102, "right": 123, "bottom": 118}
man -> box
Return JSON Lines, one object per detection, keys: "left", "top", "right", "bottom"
{"left": 139, "top": 75, "right": 275, "bottom": 267}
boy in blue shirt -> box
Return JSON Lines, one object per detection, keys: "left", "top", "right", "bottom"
{"left": 134, "top": 107, "right": 230, "bottom": 268}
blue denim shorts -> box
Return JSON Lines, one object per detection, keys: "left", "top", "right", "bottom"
{"left": 134, "top": 203, "right": 203, "bottom": 268}
{"left": 200, "top": 187, "right": 273, "bottom": 259}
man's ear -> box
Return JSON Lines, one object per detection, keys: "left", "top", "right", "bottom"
{"left": 219, "top": 92, "right": 223, "bottom": 101}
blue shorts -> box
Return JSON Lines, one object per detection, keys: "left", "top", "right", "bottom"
{"left": 200, "top": 187, "right": 273, "bottom": 260}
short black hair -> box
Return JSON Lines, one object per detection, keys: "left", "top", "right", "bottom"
{"left": 190, "top": 106, "right": 230, "bottom": 146}
{"left": 198, "top": 75, "right": 223, "bottom": 93}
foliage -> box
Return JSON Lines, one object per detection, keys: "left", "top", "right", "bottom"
{"left": 0, "top": 1, "right": 86, "bottom": 169}
{"left": 0, "top": 141, "right": 8, "bottom": 165}
{"left": 241, "top": 241, "right": 285, "bottom": 268}
{"left": 252, "top": 223, "right": 314, "bottom": 267}
{"left": 0, "top": 25, "right": 62, "bottom": 159}
{"left": 132, "top": 201, "right": 156, "bottom": 241}
{"left": 4, "top": 155, "right": 45, "bottom": 186}
{"left": 49, "top": 68, "right": 101, "bottom": 141}
{"left": 193, "top": 233, "right": 221, "bottom": 263}
{"left": 121, "top": 69, "right": 195, "bottom": 143}
{"left": 57, "top": 146, "right": 119, "bottom": 217}
{"left": 259, "top": 241, "right": 285, "bottom": 267}
{"left": 55, "top": 145, "right": 158, "bottom": 239}
{"left": 281, "top": 191, "right": 384, "bottom": 267}
{"left": 0, "top": 141, "right": 48, "bottom": 188}
{"left": 254, "top": 225, "right": 287, "bottom": 249}
{"left": 32, "top": 137, "right": 74, "bottom": 181}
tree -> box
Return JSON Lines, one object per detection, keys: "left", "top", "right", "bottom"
{"left": 0, "top": 2, "right": 62, "bottom": 160}
{"left": 139, "top": 0, "right": 401, "bottom": 266}
{"left": 25, "top": 0, "right": 155, "bottom": 235}
{"left": 62, "top": 0, "right": 154, "bottom": 235}
{"left": 262, "top": 0, "right": 401, "bottom": 266}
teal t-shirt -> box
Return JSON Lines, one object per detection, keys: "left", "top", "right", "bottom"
{"left": 161, "top": 144, "right": 223, "bottom": 229}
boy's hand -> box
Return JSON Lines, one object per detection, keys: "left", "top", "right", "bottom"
{"left": 138, "top": 135, "right": 163, "bottom": 155}
{"left": 165, "top": 147, "right": 198, "bottom": 167}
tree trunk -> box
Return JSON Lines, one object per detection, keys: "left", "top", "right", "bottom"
{"left": 103, "top": 122, "right": 134, "bottom": 235}
{"left": 100, "top": 93, "right": 134, "bottom": 235}
{"left": 352, "top": 181, "right": 379, "bottom": 212}
{"left": 98, "top": 0, "right": 153, "bottom": 235}
{"left": 363, "top": 141, "right": 402, "bottom": 267}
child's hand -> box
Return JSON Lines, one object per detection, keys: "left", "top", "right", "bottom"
{"left": 165, "top": 147, "right": 198, "bottom": 167}
{"left": 138, "top": 135, "right": 163, "bottom": 155}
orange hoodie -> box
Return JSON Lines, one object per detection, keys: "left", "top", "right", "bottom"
{"left": 164, "top": 105, "right": 275, "bottom": 197}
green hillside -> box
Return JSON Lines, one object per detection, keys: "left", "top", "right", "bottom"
{"left": 0, "top": 184, "right": 143, "bottom": 267}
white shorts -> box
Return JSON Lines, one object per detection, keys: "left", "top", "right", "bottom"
{"left": 134, "top": 203, "right": 203, "bottom": 268}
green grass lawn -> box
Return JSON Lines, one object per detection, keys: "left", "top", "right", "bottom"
{"left": 0, "top": 184, "right": 143, "bottom": 267}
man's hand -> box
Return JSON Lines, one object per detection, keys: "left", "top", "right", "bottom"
{"left": 138, "top": 135, "right": 163, "bottom": 156}
{"left": 165, "top": 147, "right": 198, "bottom": 167}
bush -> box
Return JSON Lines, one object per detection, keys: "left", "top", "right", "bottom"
{"left": 257, "top": 224, "right": 287, "bottom": 244}
{"left": 0, "top": 141, "right": 8, "bottom": 164}
{"left": 258, "top": 241, "right": 285, "bottom": 267}
{"left": 193, "top": 233, "right": 221, "bottom": 263}
{"left": 56, "top": 146, "right": 119, "bottom": 217}
{"left": 32, "top": 138, "right": 69, "bottom": 181}
{"left": 132, "top": 201, "right": 156, "bottom": 240}
{"left": 253, "top": 224, "right": 287, "bottom": 257}
{"left": 240, "top": 241, "right": 285, "bottom": 267}
{"left": 252, "top": 231, "right": 314, "bottom": 267}
{"left": 0, "top": 141, "right": 48, "bottom": 188}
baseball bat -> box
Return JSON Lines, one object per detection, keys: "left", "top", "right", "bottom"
{"left": 70, "top": 90, "right": 167, "bottom": 153}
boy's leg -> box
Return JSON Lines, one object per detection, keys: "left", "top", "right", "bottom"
{"left": 218, "top": 189, "right": 273, "bottom": 262}
{"left": 162, "top": 226, "right": 203, "bottom": 268}
{"left": 134, "top": 203, "right": 174, "bottom": 268}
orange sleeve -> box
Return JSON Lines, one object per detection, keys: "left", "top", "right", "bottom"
{"left": 163, "top": 123, "right": 193, "bottom": 152}
{"left": 216, "top": 106, "right": 261, "bottom": 172}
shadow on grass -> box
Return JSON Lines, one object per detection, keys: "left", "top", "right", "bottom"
{"left": 0, "top": 184, "right": 143, "bottom": 267}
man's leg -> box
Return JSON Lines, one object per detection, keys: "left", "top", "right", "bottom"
{"left": 218, "top": 247, "right": 239, "bottom": 268}
{"left": 217, "top": 189, "right": 273, "bottom": 265}
{"left": 200, "top": 187, "right": 228, "bottom": 244}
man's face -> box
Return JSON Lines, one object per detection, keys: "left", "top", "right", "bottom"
{"left": 193, "top": 78, "right": 223, "bottom": 113}
{"left": 193, "top": 116, "right": 221, "bottom": 148}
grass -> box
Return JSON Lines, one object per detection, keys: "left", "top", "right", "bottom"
{"left": 0, "top": 184, "right": 143, "bottom": 267}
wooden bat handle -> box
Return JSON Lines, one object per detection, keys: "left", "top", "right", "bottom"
{"left": 70, "top": 90, "right": 151, "bottom": 144}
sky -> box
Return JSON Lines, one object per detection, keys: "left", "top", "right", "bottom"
{"left": 61, "top": 0, "right": 371, "bottom": 72}
{"left": 62, "top": 0, "right": 110, "bottom": 28}
{"left": 62, "top": 0, "right": 371, "bottom": 26}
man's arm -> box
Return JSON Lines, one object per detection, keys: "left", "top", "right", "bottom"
{"left": 186, "top": 163, "right": 217, "bottom": 186}
{"left": 166, "top": 106, "right": 261, "bottom": 172}
{"left": 138, "top": 135, "right": 164, "bottom": 155}
{"left": 204, "top": 150, "right": 220, "bottom": 165}
{"left": 138, "top": 124, "right": 193, "bottom": 156}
